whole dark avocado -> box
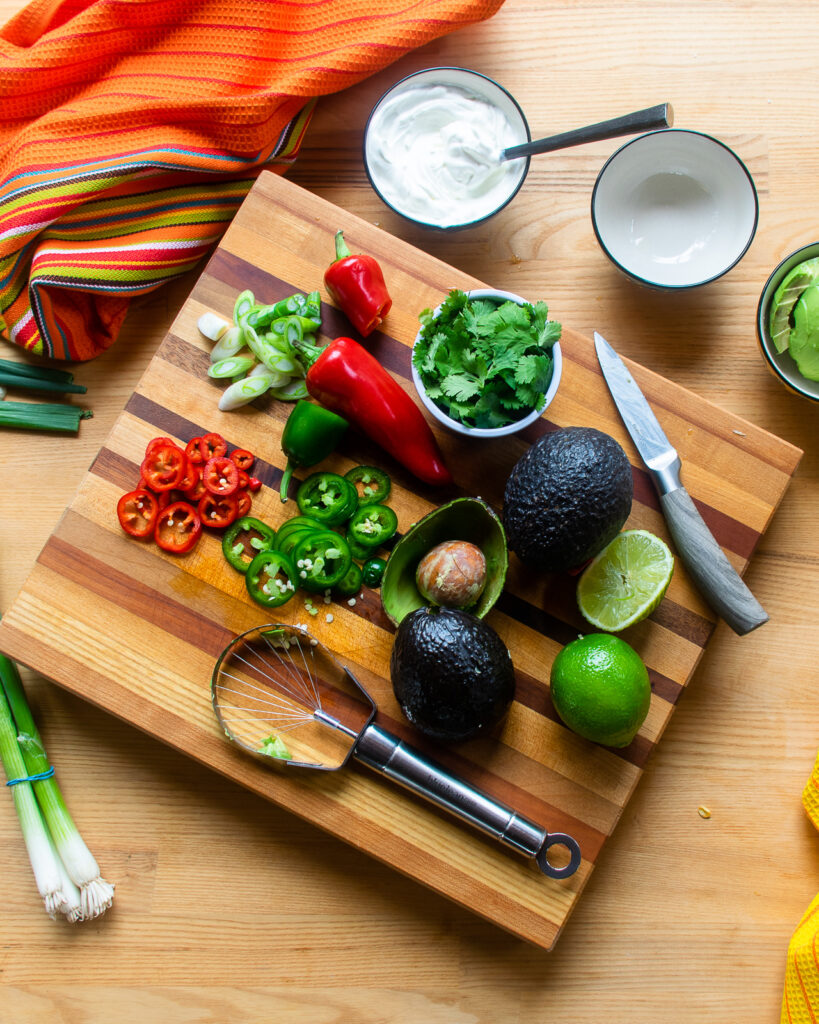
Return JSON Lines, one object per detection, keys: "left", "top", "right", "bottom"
{"left": 503, "top": 426, "right": 633, "bottom": 573}
{"left": 390, "top": 607, "right": 515, "bottom": 744}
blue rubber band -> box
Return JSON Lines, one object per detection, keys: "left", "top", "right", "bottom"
{"left": 5, "top": 766, "right": 55, "bottom": 786}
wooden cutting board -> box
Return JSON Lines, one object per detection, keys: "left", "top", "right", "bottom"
{"left": 0, "top": 171, "right": 802, "bottom": 950}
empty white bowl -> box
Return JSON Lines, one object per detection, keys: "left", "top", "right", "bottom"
{"left": 363, "top": 67, "right": 530, "bottom": 231}
{"left": 411, "top": 288, "right": 563, "bottom": 438}
{"left": 591, "top": 129, "right": 758, "bottom": 289}
{"left": 756, "top": 240, "right": 819, "bottom": 402}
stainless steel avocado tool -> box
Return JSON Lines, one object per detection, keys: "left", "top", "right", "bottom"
{"left": 211, "top": 623, "right": 581, "bottom": 879}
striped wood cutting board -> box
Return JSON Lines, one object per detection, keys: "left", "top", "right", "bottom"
{"left": 0, "top": 172, "right": 802, "bottom": 949}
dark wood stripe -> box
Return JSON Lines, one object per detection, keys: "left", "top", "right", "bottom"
{"left": 37, "top": 531, "right": 608, "bottom": 862}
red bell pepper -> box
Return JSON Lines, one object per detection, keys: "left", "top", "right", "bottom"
{"left": 298, "top": 335, "right": 453, "bottom": 487}
{"left": 324, "top": 230, "right": 392, "bottom": 338}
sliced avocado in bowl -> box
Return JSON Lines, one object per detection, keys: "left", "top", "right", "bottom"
{"left": 790, "top": 284, "right": 819, "bottom": 381}
{"left": 380, "top": 497, "right": 508, "bottom": 626}
{"left": 769, "top": 257, "right": 819, "bottom": 354}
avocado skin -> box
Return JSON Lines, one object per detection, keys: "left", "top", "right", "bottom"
{"left": 503, "top": 426, "right": 633, "bottom": 573}
{"left": 390, "top": 607, "right": 515, "bottom": 743}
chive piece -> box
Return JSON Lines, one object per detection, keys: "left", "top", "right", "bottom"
{"left": 0, "top": 371, "right": 86, "bottom": 395}
{"left": 0, "top": 358, "right": 75, "bottom": 384}
{"left": 0, "top": 653, "right": 115, "bottom": 919}
{"left": 0, "top": 402, "right": 92, "bottom": 433}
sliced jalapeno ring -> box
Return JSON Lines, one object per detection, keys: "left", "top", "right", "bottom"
{"left": 346, "top": 535, "right": 373, "bottom": 561}
{"left": 296, "top": 472, "right": 358, "bottom": 525}
{"left": 222, "top": 516, "right": 276, "bottom": 573}
{"left": 347, "top": 503, "right": 398, "bottom": 548}
{"left": 344, "top": 465, "right": 391, "bottom": 506}
{"left": 293, "top": 531, "right": 353, "bottom": 593}
{"left": 245, "top": 550, "right": 297, "bottom": 607}
{"left": 334, "top": 561, "right": 363, "bottom": 598}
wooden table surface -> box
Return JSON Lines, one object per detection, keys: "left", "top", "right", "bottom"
{"left": 1, "top": 1, "right": 817, "bottom": 1021}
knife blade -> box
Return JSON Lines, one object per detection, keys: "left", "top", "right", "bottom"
{"left": 594, "top": 331, "right": 768, "bottom": 636}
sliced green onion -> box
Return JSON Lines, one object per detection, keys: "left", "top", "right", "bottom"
{"left": 1, "top": 654, "right": 114, "bottom": 919}
{"left": 269, "top": 378, "right": 310, "bottom": 401}
{"left": 0, "top": 682, "right": 67, "bottom": 919}
{"left": 208, "top": 356, "right": 255, "bottom": 380}
{"left": 197, "top": 311, "right": 231, "bottom": 342}
{"left": 233, "top": 290, "right": 255, "bottom": 323}
{"left": 210, "top": 325, "right": 245, "bottom": 363}
{"left": 0, "top": 401, "right": 92, "bottom": 433}
{"left": 0, "top": 371, "right": 86, "bottom": 396}
{"left": 218, "top": 373, "right": 274, "bottom": 411}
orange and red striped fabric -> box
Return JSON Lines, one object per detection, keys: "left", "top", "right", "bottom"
{"left": 0, "top": 0, "right": 505, "bottom": 360}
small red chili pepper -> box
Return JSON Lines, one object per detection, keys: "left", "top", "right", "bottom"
{"left": 202, "top": 455, "right": 240, "bottom": 497}
{"left": 247, "top": 475, "right": 262, "bottom": 492}
{"left": 141, "top": 442, "right": 186, "bottom": 491}
{"left": 154, "top": 501, "right": 202, "bottom": 553}
{"left": 198, "top": 492, "right": 238, "bottom": 528}
{"left": 117, "top": 489, "right": 159, "bottom": 539}
{"left": 300, "top": 336, "right": 452, "bottom": 487}
{"left": 230, "top": 448, "right": 255, "bottom": 471}
{"left": 324, "top": 230, "right": 392, "bottom": 338}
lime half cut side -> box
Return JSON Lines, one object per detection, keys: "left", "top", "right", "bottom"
{"left": 577, "top": 530, "right": 674, "bottom": 632}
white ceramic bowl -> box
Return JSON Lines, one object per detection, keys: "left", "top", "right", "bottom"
{"left": 363, "top": 67, "right": 530, "bottom": 231}
{"left": 756, "top": 240, "right": 819, "bottom": 402}
{"left": 591, "top": 129, "right": 758, "bottom": 289}
{"left": 411, "top": 288, "right": 563, "bottom": 438}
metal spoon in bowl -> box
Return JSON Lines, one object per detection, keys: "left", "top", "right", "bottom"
{"left": 500, "top": 102, "right": 674, "bottom": 161}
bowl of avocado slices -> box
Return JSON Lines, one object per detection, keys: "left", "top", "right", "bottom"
{"left": 757, "top": 240, "right": 819, "bottom": 402}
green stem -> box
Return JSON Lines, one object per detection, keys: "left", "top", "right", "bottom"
{"left": 333, "top": 230, "right": 352, "bottom": 261}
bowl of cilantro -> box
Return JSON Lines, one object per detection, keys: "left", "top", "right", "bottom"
{"left": 411, "top": 288, "right": 562, "bottom": 437}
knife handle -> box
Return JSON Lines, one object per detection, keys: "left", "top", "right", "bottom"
{"left": 659, "top": 487, "right": 769, "bottom": 636}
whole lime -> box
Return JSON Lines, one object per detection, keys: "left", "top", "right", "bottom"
{"left": 549, "top": 633, "right": 651, "bottom": 748}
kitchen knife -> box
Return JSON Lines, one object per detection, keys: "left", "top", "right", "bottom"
{"left": 594, "top": 331, "right": 768, "bottom": 636}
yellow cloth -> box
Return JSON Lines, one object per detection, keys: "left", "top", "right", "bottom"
{"left": 781, "top": 750, "right": 819, "bottom": 1023}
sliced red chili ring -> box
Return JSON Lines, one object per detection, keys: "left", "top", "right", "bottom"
{"left": 230, "top": 448, "right": 255, "bottom": 471}
{"left": 154, "top": 501, "right": 202, "bottom": 554}
{"left": 117, "top": 489, "right": 159, "bottom": 539}
{"left": 235, "top": 489, "right": 252, "bottom": 518}
{"left": 203, "top": 455, "right": 240, "bottom": 496}
{"left": 185, "top": 437, "right": 205, "bottom": 464}
{"left": 236, "top": 469, "right": 250, "bottom": 489}
{"left": 177, "top": 456, "right": 200, "bottom": 493}
{"left": 198, "top": 492, "right": 238, "bottom": 528}
{"left": 145, "top": 436, "right": 178, "bottom": 457}
{"left": 198, "top": 432, "right": 228, "bottom": 461}
{"left": 141, "top": 442, "right": 186, "bottom": 491}
{"left": 183, "top": 476, "right": 207, "bottom": 502}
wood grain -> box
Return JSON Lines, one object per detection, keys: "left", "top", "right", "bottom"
{"left": 0, "top": 170, "right": 800, "bottom": 950}
{"left": 1, "top": 0, "right": 818, "bottom": 1019}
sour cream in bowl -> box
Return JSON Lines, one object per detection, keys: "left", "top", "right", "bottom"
{"left": 363, "top": 67, "right": 530, "bottom": 231}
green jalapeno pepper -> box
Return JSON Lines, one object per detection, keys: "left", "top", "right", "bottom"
{"left": 222, "top": 516, "right": 277, "bottom": 573}
{"left": 280, "top": 402, "right": 349, "bottom": 503}
{"left": 346, "top": 503, "right": 398, "bottom": 548}
{"left": 344, "top": 465, "right": 391, "bottom": 505}
{"left": 334, "top": 561, "right": 363, "bottom": 597}
{"left": 293, "top": 531, "right": 353, "bottom": 592}
{"left": 295, "top": 471, "right": 358, "bottom": 525}
{"left": 245, "top": 549, "right": 297, "bottom": 607}
{"left": 361, "top": 556, "right": 387, "bottom": 588}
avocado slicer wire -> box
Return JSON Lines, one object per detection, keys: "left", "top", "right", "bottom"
{"left": 210, "top": 623, "right": 581, "bottom": 879}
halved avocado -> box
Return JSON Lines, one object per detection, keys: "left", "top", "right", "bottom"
{"left": 380, "top": 497, "right": 507, "bottom": 626}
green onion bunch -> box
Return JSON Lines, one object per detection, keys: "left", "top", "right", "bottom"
{"left": 0, "top": 650, "right": 114, "bottom": 921}
{"left": 0, "top": 358, "right": 92, "bottom": 433}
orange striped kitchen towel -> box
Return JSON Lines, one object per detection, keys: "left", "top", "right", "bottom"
{"left": 0, "top": 0, "right": 505, "bottom": 361}
{"left": 780, "top": 750, "right": 819, "bottom": 1024}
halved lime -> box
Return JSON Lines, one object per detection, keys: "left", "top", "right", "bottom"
{"left": 577, "top": 530, "right": 674, "bottom": 632}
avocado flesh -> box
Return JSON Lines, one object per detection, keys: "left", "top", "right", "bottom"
{"left": 769, "top": 258, "right": 819, "bottom": 354}
{"left": 503, "top": 426, "right": 633, "bottom": 574}
{"left": 789, "top": 284, "right": 819, "bottom": 382}
{"left": 390, "top": 607, "right": 515, "bottom": 744}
